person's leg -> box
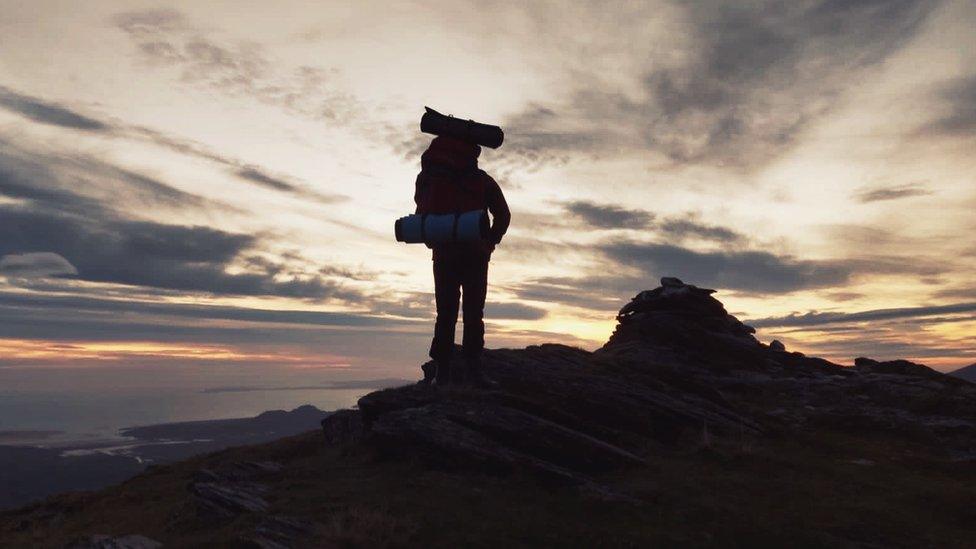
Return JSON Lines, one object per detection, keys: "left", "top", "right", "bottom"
{"left": 460, "top": 251, "right": 489, "bottom": 358}
{"left": 430, "top": 253, "right": 461, "bottom": 384}
{"left": 460, "top": 250, "right": 496, "bottom": 387}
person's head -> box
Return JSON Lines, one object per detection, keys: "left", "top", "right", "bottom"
{"left": 423, "top": 135, "right": 481, "bottom": 170}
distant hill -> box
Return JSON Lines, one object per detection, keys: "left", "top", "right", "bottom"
{"left": 949, "top": 363, "right": 976, "bottom": 382}
{"left": 3, "top": 278, "right": 975, "bottom": 547}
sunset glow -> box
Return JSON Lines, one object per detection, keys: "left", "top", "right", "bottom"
{"left": 0, "top": 0, "right": 973, "bottom": 378}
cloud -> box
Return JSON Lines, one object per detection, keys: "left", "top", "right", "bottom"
{"left": 0, "top": 302, "right": 426, "bottom": 348}
{"left": 113, "top": 9, "right": 361, "bottom": 123}
{"left": 502, "top": 0, "right": 936, "bottom": 168}
{"left": 0, "top": 86, "right": 109, "bottom": 132}
{"left": 563, "top": 200, "right": 654, "bottom": 229}
{"left": 509, "top": 275, "right": 641, "bottom": 312}
{"left": 236, "top": 167, "right": 298, "bottom": 193}
{"left": 126, "top": 126, "right": 347, "bottom": 203}
{"left": 0, "top": 130, "right": 356, "bottom": 303}
{"left": 0, "top": 253, "right": 78, "bottom": 278}
{"left": 657, "top": 216, "right": 745, "bottom": 243}
{"left": 200, "top": 378, "right": 410, "bottom": 393}
{"left": 750, "top": 302, "right": 976, "bottom": 328}
{"left": 0, "top": 87, "right": 345, "bottom": 204}
{"left": 933, "top": 286, "right": 976, "bottom": 300}
{"left": 0, "top": 291, "right": 411, "bottom": 329}
{"left": 0, "top": 141, "right": 210, "bottom": 217}
{"left": 0, "top": 205, "right": 362, "bottom": 300}
{"left": 485, "top": 302, "right": 548, "bottom": 320}
{"left": 599, "top": 240, "right": 854, "bottom": 294}
{"left": 854, "top": 182, "right": 933, "bottom": 203}
{"left": 921, "top": 75, "right": 976, "bottom": 136}
{"left": 557, "top": 202, "right": 745, "bottom": 244}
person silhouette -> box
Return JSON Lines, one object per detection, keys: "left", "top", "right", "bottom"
{"left": 413, "top": 135, "right": 510, "bottom": 386}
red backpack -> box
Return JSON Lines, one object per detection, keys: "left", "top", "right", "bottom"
{"left": 414, "top": 136, "right": 489, "bottom": 215}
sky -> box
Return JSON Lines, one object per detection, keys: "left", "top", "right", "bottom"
{"left": 0, "top": 0, "right": 974, "bottom": 387}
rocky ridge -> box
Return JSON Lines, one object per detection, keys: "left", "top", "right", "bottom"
{"left": 325, "top": 277, "right": 976, "bottom": 491}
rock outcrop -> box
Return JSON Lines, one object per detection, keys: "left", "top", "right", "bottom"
{"left": 188, "top": 461, "right": 282, "bottom": 519}
{"left": 325, "top": 277, "right": 976, "bottom": 479}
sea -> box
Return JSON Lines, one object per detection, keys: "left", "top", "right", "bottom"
{"left": 0, "top": 366, "right": 403, "bottom": 448}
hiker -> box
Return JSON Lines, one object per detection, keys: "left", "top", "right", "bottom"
{"left": 414, "top": 135, "right": 510, "bottom": 387}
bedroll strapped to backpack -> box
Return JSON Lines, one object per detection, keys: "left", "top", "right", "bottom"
{"left": 420, "top": 107, "right": 504, "bottom": 149}
{"left": 395, "top": 210, "right": 489, "bottom": 244}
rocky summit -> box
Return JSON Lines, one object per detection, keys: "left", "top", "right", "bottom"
{"left": 4, "top": 278, "right": 976, "bottom": 547}
{"left": 326, "top": 277, "right": 976, "bottom": 492}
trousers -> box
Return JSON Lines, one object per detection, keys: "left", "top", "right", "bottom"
{"left": 429, "top": 246, "right": 490, "bottom": 361}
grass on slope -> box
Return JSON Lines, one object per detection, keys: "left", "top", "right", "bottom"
{"left": 1, "top": 426, "right": 974, "bottom": 548}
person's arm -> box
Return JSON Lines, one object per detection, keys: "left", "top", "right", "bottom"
{"left": 485, "top": 176, "right": 510, "bottom": 245}
{"left": 413, "top": 173, "right": 424, "bottom": 214}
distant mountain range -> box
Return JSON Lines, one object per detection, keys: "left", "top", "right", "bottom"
{"left": 949, "top": 363, "right": 976, "bottom": 382}
{"left": 0, "top": 405, "right": 331, "bottom": 511}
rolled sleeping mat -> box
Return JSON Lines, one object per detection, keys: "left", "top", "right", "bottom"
{"left": 420, "top": 107, "right": 504, "bottom": 149}
{"left": 395, "top": 209, "right": 489, "bottom": 244}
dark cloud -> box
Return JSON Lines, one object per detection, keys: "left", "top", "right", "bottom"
{"left": 0, "top": 253, "right": 77, "bottom": 278}
{"left": 563, "top": 200, "right": 654, "bottom": 229}
{"left": 0, "top": 135, "right": 356, "bottom": 303}
{"left": 0, "top": 142, "right": 209, "bottom": 217}
{"left": 854, "top": 182, "right": 933, "bottom": 203}
{"left": 758, "top": 315, "right": 976, "bottom": 369}
{"left": 509, "top": 275, "right": 642, "bottom": 312}
{"left": 236, "top": 167, "right": 298, "bottom": 193}
{"left": 657, "top": 216, "right": 745, "bottom": 243}
{"left": 485, "top": 302, "right": 548, "bottom": 320}
{"left": 0, "top": 302, "right": 425, "bottom": 347}
{"left": 504, "top": 0, "right": 936, "bottom": 168}
{"left": 200, "top": 378, "right": 410, "bottom": 393}
{"left": 750, "top": 302, "right": 976, "bottom": 328}
{"left": 113, "top": 8, "right": 186, "bottom": 35}
{"left": 822, "top": 291, "right": 866, "bottom": 302}
{"left": 0, "top": 86, "right": 109, "bottom": 132}
{"left": 0, "top": 86, "right": 344, "bottom": 203}
{"left": 600, "top": 240, "right": 854, "bottom": 294}
{"left": 558, "top": 202, "right": 744, "bottom": 244}
{"left": 369, "top": 290, "right": 546, "bottom": 321}
{"left": 127, "top": 127, "right": 346, "bottom": 203}
{"left": 0, "top": 292, "right": 410, "bottom": 329}
{"left": 0, "top": 205, "right": 361, "bottom": 300}
{"left": 921, "top": 75, "right": 976, "bottom": 136}
{"left": 598, "top": 237, "right": 950, "bottom": 295}
{"left": 933, "top": 286, "right": 976, "bottom": 300}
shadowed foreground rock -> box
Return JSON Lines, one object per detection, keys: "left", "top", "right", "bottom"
{"left": 325, "top": 277, "right": 976, "bottom": 487}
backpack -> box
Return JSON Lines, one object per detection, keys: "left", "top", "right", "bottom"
{"left": 414, "top": 136, "right": 489, "bottom": 215}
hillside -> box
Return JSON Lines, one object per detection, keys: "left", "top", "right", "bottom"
{"left": 2, "top": 278, "right": 975, "bottom": 548}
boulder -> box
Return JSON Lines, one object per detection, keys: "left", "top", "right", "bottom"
{"left": 321, "top": 409, "right": 364, "bottom": 445}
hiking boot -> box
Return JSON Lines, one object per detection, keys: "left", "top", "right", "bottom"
{"left": 417, "top": 360, "right": 436, "bottom": 386}
{"left": 433, "top": 359, "right": 452, "bottom": 387}
{"left": 464, "top": 356, "right": 498, "bottom": 389}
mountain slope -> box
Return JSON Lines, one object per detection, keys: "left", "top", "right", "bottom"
{"left": 950, "top": 362, "right": 976, "bottom": 382}
{"left": 3, "top": 278, "right": 975, "bottom": 548}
